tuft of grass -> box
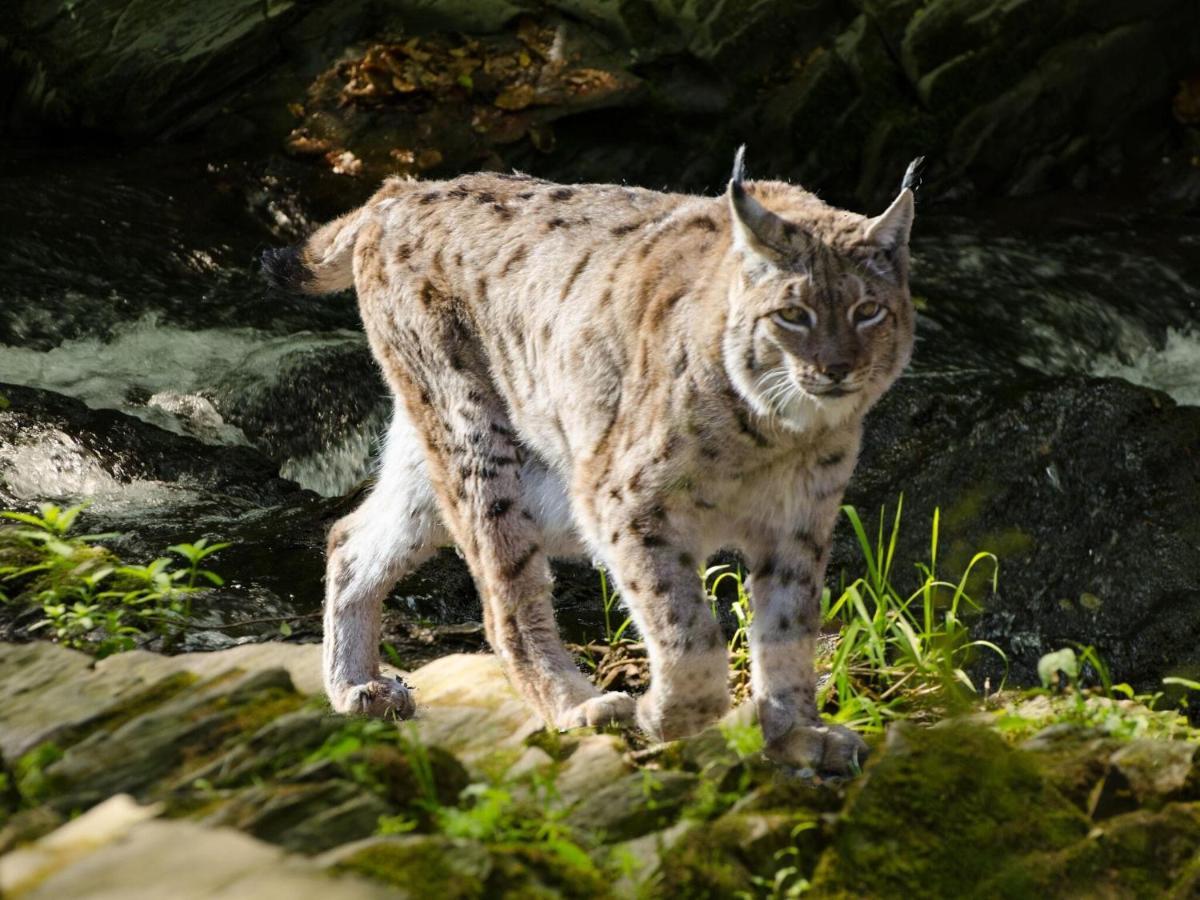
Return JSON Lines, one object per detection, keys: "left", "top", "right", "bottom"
{"left": 0, "top": 503, "right": 230, "bottom": 656}
{"left": 817, "top": 498, "right": 1006, "bottom": 732}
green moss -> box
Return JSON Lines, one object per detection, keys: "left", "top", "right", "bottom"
{"left": 657, "top": 811, "right": 819, "bottom": 899}
{"left": 811, "top": 722, "right": 1089, "bottom": 898}
{"left": 985, "top": 802, "right": 1200, "bottom": 897}
{"left": 13, "top": 743, "right": 65, "bottom": 805}
{"left": 488, "top": 843, "right": 612, "bottom": 899}
{"left": 334, "top": 836, "right": 491, "bottom": 898}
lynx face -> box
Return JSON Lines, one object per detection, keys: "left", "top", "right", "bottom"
{"left": 722, "top": 176, "right": 916, "bottom": 431}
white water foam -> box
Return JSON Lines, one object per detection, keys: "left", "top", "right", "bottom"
{"left": 1092, "top": 328, "right": 1200, "bottom": 407}
{"left": 0, "top": 316, "right": 374, "bottom": 495}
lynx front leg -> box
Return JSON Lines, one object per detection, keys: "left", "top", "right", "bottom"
{"left": 747, "top": 532, "right": 867, "bottom": 774}
{"left": 592, "top": 515, "right": 729, "bottom": 740}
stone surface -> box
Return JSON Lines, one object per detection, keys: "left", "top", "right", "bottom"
{"left": 1, "top": 795, "right": 396, "bottom": 900}
{"left": 403, "top": 653, "right": 542, "bottom": 770}
{"left": 810, "top": 722, "right": 1090, "bottom": 896}
{"left": 846, "top": 374, "right": 1200, "bottom": 691}
{"left": 0, "top": 641, "right": 322, "bottom": 760}
{"left": 3, "top": 643, "right": 1200, "bottom": 897}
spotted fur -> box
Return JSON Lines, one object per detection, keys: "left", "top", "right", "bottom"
{"left": 270, "top": 151, "right": 917, "bottom": 773}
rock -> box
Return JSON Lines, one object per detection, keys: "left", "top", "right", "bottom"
{"left": 403, "top": 653, "right": 542, "bottom": 771}
{"left": 565, "top": 769, "right": 698, "bottom": 843}
{"left": 37, "top": 667, "right": 303, "bottom": 813}
{"left": 554, "top": 734, "right": 632, "bottom": 808}
{"left": 0, "top": 642, "right": 323, "bottom": 762}
{"left": 0, "top": 794, "right": 161, "bottom": 896}
{"left": 1108, "top": 739, "right": 1198, "bottom": 806}
{"left": 0, "top": 382, "right": 298, "bottom": 511}
{"left": 205, "top": 779, "right": 392, "bottom": 854}
{"left": 97, "top": 643, "right": 324, "bottom": 697}
{"left": 989, "top": 802, "right": 1200, "bottom": 898}
{"left": 324, "top": 835, "right": 492, "bottom": 898}
{"left": 846, "top": 374, "right": 1200, "bottom": 691}
{"left": 0, "top": 795, "right": 395, "bottom": 899}
{"left": 657, "top": 811, "right": 811, "bottom": 898}
{"left": 810, "top": 722, "right": 1089, "bottom": 896}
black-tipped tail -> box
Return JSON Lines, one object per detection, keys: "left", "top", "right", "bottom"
{"left": 260, "top": 245, "right": 314, "bottom": 294}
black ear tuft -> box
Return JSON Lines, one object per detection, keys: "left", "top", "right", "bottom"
{"left": 900, "top": 156, "right": 925, "bottom": 194}
{"left": 730, "top": 144, "right": 747, "bottom": 187}
{"left": 260, "top": 245, "right": 312, "bottom": 293}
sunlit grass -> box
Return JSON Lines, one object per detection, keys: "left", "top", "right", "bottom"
{"left": 817, "top": 498, "right": 1006, "bottom": 732}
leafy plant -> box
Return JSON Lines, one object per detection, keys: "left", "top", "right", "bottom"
{"left": 0, "top": 503, "right": 229, "bottom": 656}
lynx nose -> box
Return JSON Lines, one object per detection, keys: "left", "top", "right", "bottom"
{"left": 821, "top": 362, "right": 853, "bottom": 383}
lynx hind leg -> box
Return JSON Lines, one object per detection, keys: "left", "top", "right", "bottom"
{"left": 324, "top": 406, "right": 448, "bottom": 717}
{"left": 400, "top": 372, "right": 632, "bottom": 730}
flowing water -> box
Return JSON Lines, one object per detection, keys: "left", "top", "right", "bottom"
{"left": 3, "top": 142, "right": 1199, "bottom": 643}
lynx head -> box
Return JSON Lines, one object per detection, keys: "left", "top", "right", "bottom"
{"left": 721, "top": 148, "right": 918, "bottom": 432}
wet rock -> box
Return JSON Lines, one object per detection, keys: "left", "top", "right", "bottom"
{"left": 0, "top": 382, "right": 297, "bottom": 511}
{"left": 846, "top": 374, "right": 1200, "bottom": 691}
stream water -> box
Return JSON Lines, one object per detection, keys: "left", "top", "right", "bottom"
{"left": 3, "top": 141, "right": 1199, "bottom": 648}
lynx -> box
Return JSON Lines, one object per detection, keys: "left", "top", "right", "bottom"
{"left": 262, "top": 149, "right": 917, "bottom": 773}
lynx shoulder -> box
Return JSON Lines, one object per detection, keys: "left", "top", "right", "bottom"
{"left": 263, "top": 150, "right": 918, "bottom": 774}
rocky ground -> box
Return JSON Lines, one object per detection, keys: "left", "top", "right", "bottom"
{"left": 2, "top": 0, "right": 1200, "bottom": 895}
{"left": 2, "top": 642, "right": 1199, "bottom": 897}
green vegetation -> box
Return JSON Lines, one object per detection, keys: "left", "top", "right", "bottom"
{"left": 0, "top": 503, "right": 228, "bottom": 656}
{"left": 818, "top": 500, "right": 1006, "bottom": 732}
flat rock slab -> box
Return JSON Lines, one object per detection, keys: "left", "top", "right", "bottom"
{"left": 0, "top": 641, "right": 321, "bottom": 760}
{"left": 1, "top": 794, "right": 397, "bottom": 900}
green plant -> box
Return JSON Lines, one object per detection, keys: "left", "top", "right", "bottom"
{"left": 818, "top": 499, "right": 1007, "bottom": 733}
{"left": 377, "top": 729, "right": 598, "bottom": 875}
{"left": 706, "top": 563, "right": 754, "bottom": 693}
{"left": 993, "top": 646, "right": 1200, "bottom": 743}
{"left": 0, "top": 503, "right": 229, "bottom": 656}
{"left": 598, "top": 565, "right": 632, "bottom": 647}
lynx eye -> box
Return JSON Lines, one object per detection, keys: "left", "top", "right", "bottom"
{"left": 851, "top": 301, "right": 886, "bottom": 327}
{"left": 774, "top": 306, "right": 815, "bottom": 330}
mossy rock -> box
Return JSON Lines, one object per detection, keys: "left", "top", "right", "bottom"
{"left": 329, "top": 835, "right": 612, "bottom": 899}
{"left": 565, "top": 769, "right": 698, "bottom": 843}
{"left": 810, "top": 721, "right": 1089, "bottom": 898}
{"left": 986, "top": 802, "right": 1200, "bottom": 898}
{"left": 331, "top": 835, "right": 492, "bottom": 897}
{"left": 656, "top": 810, "right": 818, "bottom": 899}
{"left": 487, "top": 843, "right": 612, "bottom": 899}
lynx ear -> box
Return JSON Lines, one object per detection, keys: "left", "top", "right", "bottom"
{"left": 864, "top": 157, "right": 922, "bottom": 250}
{"left": 727, "top": 145, "right": 804, "bottom": 260}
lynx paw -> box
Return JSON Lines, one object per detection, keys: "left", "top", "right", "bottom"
{"left": 765, "top": 722, "right": 868, "bottom": 775}
{"left": 343, "top": 677, "right": 416, "bottom": 720}
{"left": 558, "top": 691, "right": 637, "bottom": 729}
